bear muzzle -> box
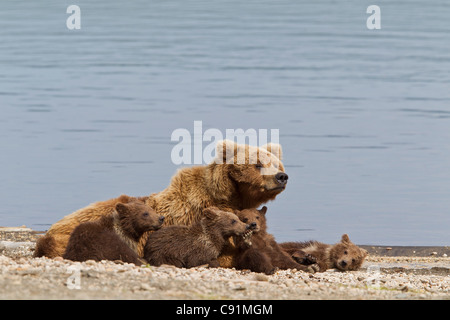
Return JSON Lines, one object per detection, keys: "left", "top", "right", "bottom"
{"left": 275, "top": 172, "right": 289, "bottom": 186}
{"left": 264, "top": 172, "right": 289, "bottom": 192}
{"left": 151, "top": 216, "right": 165, "bottom": 230}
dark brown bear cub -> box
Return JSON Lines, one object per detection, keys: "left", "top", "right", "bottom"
{"left": 234, "top": 207, "right": 317, "bottom": 275}
{"left": 279, "top": 234, "right": 368, "bottom": 272}
{"left": 63, "top": 201, "right": 164, "bottom": 265}
{"left": 144, "top": 207, "right": 251, "bottom": 268}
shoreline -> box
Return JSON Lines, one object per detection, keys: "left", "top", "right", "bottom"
{"left": 0, "top": 227, "right": 449, "bottom": 300}
{"left": 360, "top": 245, "right": 450, "bottom": 258}
{"left": 1, "top": 226, "right": 448, "bottom": 258}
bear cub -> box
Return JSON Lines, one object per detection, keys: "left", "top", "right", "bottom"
{"left": 144, "top": 207, "right": 251, "bottom": 268}
{"left": 234, "top": 207, "right": 318, "bottom": 275}
{"left": 63, "top": 201, "right": 164, "bottom": 265}
{"left": 279, "top": 234, "right": 368, "bottom": 272}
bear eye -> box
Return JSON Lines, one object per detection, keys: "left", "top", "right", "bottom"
{"left": 344, "top": 250, "right": 348, "bottom": 255}
{"left": 256, "top": 216, "right": 260, "bottom": 219}
{"left": 352, "top": 259, "right": 356, "bottom": 263}
{"left": 231, "top": 219, "right": 237, "bottom": 225}
{"left": 242, "top": 218, "right": 248, "bottom": 223}
{"left": 255, "top": 163, "right": 263, "bottom": 169}
{"left": 143, "top": 212, "right": 149, "bottom": 217}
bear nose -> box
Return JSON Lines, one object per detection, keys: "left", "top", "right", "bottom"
{"left": 249, "top": 222, "right": 257, "bottom": 230}
{"left": 159, "top": 216, "right": 165, "bottom": 223}
{"left": 275, "top": 172, "right": 289, "bottom": 185}
{"left": 340, "top": 260, "right": 347, "bottom": 267}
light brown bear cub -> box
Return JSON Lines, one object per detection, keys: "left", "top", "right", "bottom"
{"left": 144, "top": 207, "right": 251, "bottom": 268}
{"left": 234, "top": 207, "right": 318, "bottom": 275}
{"left": 63, "top": 201, "right": 164, "bottom": 265}
{"left": 279, "top": 234, "right": 368, "bottom": 272}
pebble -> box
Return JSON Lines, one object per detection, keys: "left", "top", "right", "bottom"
{"left": 140, "top": 283, "right": 154, "bottom": 291}
{"left": 399, "top": 285, "right": 409, "bottom": 292}
{"left": 0, "top": 243, "right": 449, "bottom": 299}
{"left": 253, "top": 274, "right": 269, "bottom": 282}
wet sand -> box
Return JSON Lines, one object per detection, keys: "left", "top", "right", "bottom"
{"left": 361, "top": 245, "right": 450, "bottom": 258}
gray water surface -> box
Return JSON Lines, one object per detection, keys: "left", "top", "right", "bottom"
{"left": 1, "top": 1, "right": 449, "bottom": 245}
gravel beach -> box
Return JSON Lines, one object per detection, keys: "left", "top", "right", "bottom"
{"left": 0, "top": 227, "right": 449, "bottom": 300}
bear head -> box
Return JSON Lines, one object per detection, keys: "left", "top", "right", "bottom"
{"left": 211, "top": 140, "right": 288, "bottom": 208}
{"left": 115, "top": 201, "right": 165, "bottom": 241}
{"left": 235, "top": 206, "right": 268, "bottom": 245}
{"left": 235, "top": 206, "right": 268, "bottom": 234}
{"left": 202, "top": 206, "right": 251, "bottom": 239}
{"left": 329, "top": 234, "right": 368, "bottom": 271}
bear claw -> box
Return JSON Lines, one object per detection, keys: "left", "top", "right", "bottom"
{"left": 308, "top": 264, "right": 320, "bottom": 273}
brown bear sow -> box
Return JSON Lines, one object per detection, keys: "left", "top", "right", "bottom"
{"left": 35, "top": 140, "right": 287, "bottom": 261}
{"left": 63, "top": 201, "right": 164, "bottom": 265}
{"left": 144, "top": 207, "right": 251, "bottom": 268}
{"left": 148, "top": 140, "right": 288, "bottom": 226}
{"left": 234, "top": 207, "right": 318, "bottom": 275}
{"left": 279, "top": 234, "right": 368, "bottom": 272}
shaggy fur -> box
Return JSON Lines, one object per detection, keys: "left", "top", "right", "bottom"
{"left": 144, "top": 207, "right": 250, "bottom": 268}
{"left": 35, "top": 140, "right": 288, "bottom": 264}
{"left": 147, "top": 140, "right": 286, "bottom": 226}
{"left": 234, "top": 207, "right": 317, "bottom": 274}
{"left": 34, "top": 195, "right": 148, "bottom": 258}
{"left": 279, "top": 234, "right": 368, "bottom": 272}
{"left": 62, "top": 201, "right": 164, "bottom": 264}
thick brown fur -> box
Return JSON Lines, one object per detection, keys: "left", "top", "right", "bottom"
{"left": 35, "top": 140, "right": 287, "bottom": 265}
{"left": 234, "top": 207, "right": 317, "bottom": 274}
{"left": 144, "top": 207, "right": 250, "bottom": 268}
{"left": 33, "top": 234, "right": 59, "bottom": 259}
{"left": 279, "top": 234, "right": 368, "bottom": 272}
{"left": 62, "top": 201, "right": 164, "bottom": 265}
{"left": 34, "top": 195, "right": 148, "bottom": 258}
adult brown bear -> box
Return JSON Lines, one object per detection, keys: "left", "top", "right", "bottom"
{"left": 35, "top": 139, "right": 288, "bottom": 266}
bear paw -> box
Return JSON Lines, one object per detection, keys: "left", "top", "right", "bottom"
{"left": 302, "top": 254, "right": 317, "bottom": 265}
{"left": 307, "top": 264, "right": 320, "bottom": 273}
{"left": 292, "top": 250, "right": 317, "bottom": 265}
{"left": 265, "top": 267, "right": 278, "bottom": 275}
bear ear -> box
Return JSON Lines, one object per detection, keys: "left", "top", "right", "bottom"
{"left": 341, "top": 234, "right": 351, "bottom": 243}
{"left": 115, "top": 203, "right": 128, "bottom": 215}
{"left": 261, "top": 143, "right": 282, "bottom": 160}
{"left": 203, "top": 207, "right": 220, "bottom": 220}
{"left": 215, "top": 140, "right": 237, "bottom": 163}
{"left": 259, "top": 206, "right": 268, "bottom": 215}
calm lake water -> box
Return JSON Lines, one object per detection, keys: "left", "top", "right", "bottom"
{"left": 1, "top": 1, "right": 449, "bottom": 246}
